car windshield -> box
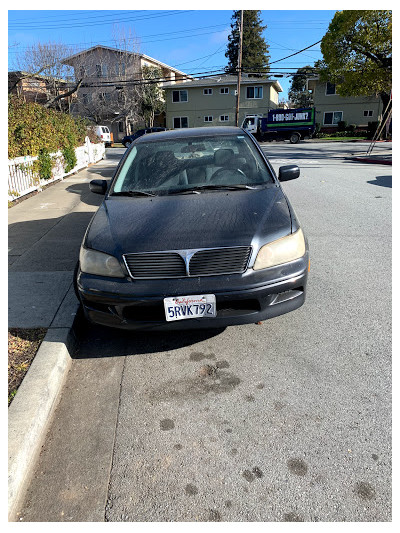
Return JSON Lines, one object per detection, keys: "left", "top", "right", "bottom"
{"left": 243, "top": 117, "right": 255, "bottom": 127}
{"left": 111, "top": 134, "right": 274, "bottom": 195}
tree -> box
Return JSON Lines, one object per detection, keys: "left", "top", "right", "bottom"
{"left": 288, "top": 66, "right": 314, "bottom": 107}
{"left": 316, "top": 10, "right": 392, "bottom": 109}
{"left": 225, "top": 10, "right": 270, "bottom": 75}
{"left": 139, "top": 66, "right": 165, "bottom": 127}
{"left": 10, "top": 41, "right": 82, "bottom": 111}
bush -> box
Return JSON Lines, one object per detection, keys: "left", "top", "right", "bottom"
{"left": 62, "top": 143, "right": 77, "bottom": 173}
{"left": 346, "top": 124, "right": 356, "bottom": 133}
{"left": 8, "top": 96, "right": 91, "bottom": 159}
{"left": 337, "top": 120, "right": 347, "bottom": 132}
{"left": 86, "top": 125, "right": 102, "bottom": 144}
{"left": 35, "top": 149, "right": 53, "bottom": 180}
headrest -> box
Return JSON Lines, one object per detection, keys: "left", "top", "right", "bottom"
{"left": 214, "top": 148, "right": 235, "bottom": 166}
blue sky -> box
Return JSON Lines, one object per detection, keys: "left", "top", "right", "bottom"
{"left": 8, "top": 7, "right": 339, "bottom": 99}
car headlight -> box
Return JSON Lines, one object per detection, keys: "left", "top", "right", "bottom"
{"left": 253, "top": 228, "right": 306, "bottom": 270}
{"left": 79, "top": 247, "right": 125, "bottom": 278}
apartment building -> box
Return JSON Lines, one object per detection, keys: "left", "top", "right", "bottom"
{"left": 164, "top": 74, "right": 283, "bottom": 129}
{"left": 63, "top": 45, "right": 191, "bottom": 141}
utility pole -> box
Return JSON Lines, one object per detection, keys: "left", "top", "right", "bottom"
{"left": 235, "top": 9, "right": 244, "bottom": 127}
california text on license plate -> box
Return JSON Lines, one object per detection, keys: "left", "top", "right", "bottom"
{"left": 164, "top": 294, "right": 216, "bottom": 322}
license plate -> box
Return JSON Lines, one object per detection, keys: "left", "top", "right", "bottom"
{"left": 164, "top": 294, "right": 216, "bottom": 322}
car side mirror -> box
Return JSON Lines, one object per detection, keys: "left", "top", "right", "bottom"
{"left": 278, "top": 165, "right": 300, "bottom": 181}
{"left": 89, "top": 179, "right": 108, "bottom": 194}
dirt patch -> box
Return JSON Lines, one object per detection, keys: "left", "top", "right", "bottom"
{"left": 8, "top": 328, "right": 47, "bottom": 405}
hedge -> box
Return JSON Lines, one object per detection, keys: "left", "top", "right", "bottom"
{"left": 8, "top": 96, "right": 99, "bottom": 159}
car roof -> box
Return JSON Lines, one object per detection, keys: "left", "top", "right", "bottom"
{"left": 135, "top": 126, "right": 247, "bottom": 143}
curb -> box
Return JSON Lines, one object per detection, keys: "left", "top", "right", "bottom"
{"left": 8, "top": 301, "right": 81, "bottom": 521}
{"left": 347, "top": 157, "right": 392, "bottom": 165}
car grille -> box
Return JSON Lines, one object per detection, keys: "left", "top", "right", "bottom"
{"left": 123, "top": 252, "right": 186, "bottom": 279}
{"left": 123, "top": 246, "right": 252, "bottom": 279}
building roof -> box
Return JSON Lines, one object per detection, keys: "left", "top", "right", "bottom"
{"left": 8, "top": 71, "right": 69, "bottom": 84}
{"left": 62, "top": 45, "right": 190, "bottom": 78}
{"left": 165, "top": 74, "right": 283, "bottom": 92}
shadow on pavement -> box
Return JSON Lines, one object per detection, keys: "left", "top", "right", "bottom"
{"left": 8, "top": 211, "right": 100, "bottom": 271}
{"left": 65, "top": 182, "right": 107, "bottom": 207}
{"left": 104, "top": 150, "right": 126, "bottom": 161}
{"left": 367, "top": 175, "right": 392, "bottom": 188}
{"left": 72, "top": 311, "right": 225, "bottom": 358}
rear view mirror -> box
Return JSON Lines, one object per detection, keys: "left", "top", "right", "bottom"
{"left": 89, "top": 179, "right": 108, "bottom": 194}
{"left": 278, "top": 165, "right": 300, "bottom": 181}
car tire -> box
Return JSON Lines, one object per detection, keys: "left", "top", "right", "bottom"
{"left": 289, "top": 133, "right": 301, "bottom": 144}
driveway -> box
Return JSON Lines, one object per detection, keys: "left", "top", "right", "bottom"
{"left": 16, "top": 142, "right": 391, "bottom": 522}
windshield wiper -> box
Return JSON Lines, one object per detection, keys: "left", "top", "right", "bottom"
{"left": 175, "top": 184, "right": 259, "bottom": 194}
{"left": 111, "top": 190, "right": 156, "bottom": 197}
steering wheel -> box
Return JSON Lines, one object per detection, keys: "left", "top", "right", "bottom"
{"left": 209, "top": 167, "right": 247, "bottom": 183}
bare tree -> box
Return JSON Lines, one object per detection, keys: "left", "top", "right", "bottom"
{"left": 70, "top": 25, "right": 167, "bottom": 133}
{"left": 68, "top": 26, "right": 145, "bottom": 132}
{"left": 10, "top": 41, "right": 82, "bottom": 111}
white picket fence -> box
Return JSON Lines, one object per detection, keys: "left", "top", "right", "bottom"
{"left": 8, "top": 137, "right": 105, "bottom": 201}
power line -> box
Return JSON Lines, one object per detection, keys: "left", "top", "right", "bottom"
{"left": 9, "top": 10, "right": 193, "bottom": 31}
{"left": 269, "top": 40, "right": 322, "bottom": 65}
{"left": 8, "top": 10, "right": 148, "bottom": 23}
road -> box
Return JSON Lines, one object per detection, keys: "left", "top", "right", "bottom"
{"left": 17, "top": 141, "right": 391, "bottom": 522}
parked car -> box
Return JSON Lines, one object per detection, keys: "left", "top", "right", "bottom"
{"left": 75, "top": 127, "right": 309, "bottom": 330}
{"left": 94, "top": 125, "right": 112, "bottom": 146}
{"left": 122, "top": 127, "right": 167, "bottom": 147}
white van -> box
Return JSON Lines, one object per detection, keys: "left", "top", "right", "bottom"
{"left": 94, "top": 125, "right": 112, "bottom": 146}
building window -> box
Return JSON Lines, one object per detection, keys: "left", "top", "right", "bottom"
{"left": 118, "top": 121, "right": 124, "bottom": 133}
{"left": 219, "top": 115, "right": 229, "bottom": 122}
{"left": 173, "top": 117, "right": 188, "bottom": 128}
{"left": 203, "top": 88, "right": 213, "bottom": 95}
{"left": 82, "top": 93, "right": 91, "bottom": 105}
{"left": 99, "top": 92, "right": 112, "bottom": 103}
{"left": 220, "top": 87, "right": 229, "bottom": 94}
{"left": 204, "top": 116, "right": 213, "bottom": 122}
{"left": 172, "top": 90, "right": 188, "bottom": 103}
{"left": 96, "top": 64, "right": 108, "bottom": 77}
{"left": 246, "top": 86, "right": 263, "bottom": 99}
{"left": 326, "top": 82, "right": 336, "bottom": 95}
{"left": 364, "top": 110, "right": 374, "bottom": 117}
{"left": 79, "top": 66, "right": 86, "bottom": 78}
{"left": 116, "top": 62, "right": 126, "bottom": 76}
{"left": 323, "top": 111, "right": 343, "bottom": 125}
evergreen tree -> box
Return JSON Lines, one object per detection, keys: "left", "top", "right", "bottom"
{"left": 225, "top": 10, "right": 270, "bottom": 75}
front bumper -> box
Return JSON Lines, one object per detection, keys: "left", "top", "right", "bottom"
{"left": 76, "top": 254, "right": 309, "bottom": 330}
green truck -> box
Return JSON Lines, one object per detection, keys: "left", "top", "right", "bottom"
{"left": 242, "top": 107, "right": 316, "bottom": 143}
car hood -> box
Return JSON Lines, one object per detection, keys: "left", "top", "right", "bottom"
{"left": 85, "top": 187, "right": 292, "bottom": 256}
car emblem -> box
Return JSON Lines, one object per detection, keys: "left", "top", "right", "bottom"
{"left": 178, "top": 250, "right": 197, "bottom": 276}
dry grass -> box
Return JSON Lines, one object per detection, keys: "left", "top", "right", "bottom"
{"left": 8, "top": 328, "right": 47, "bottom": 405}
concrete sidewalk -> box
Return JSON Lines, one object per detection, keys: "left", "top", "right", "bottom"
{"left": 8, "top": 151, "right": 120, "bottom": 520}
